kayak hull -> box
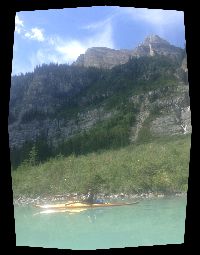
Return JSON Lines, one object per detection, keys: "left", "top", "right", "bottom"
{"left": 35, "top": 201, "right": 138, "bottom": 210}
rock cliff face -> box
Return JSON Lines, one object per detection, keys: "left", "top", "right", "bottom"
{"left": 73, "top": 47, "right": 133, "bottom": 69}
{"left": 73, "top": 35, "right": 184, "bottom": 69}
{"left": 129, "top": 84, "right": 191, "bottom": 142}
{"left": 9, "top": 35, "right": 190, "bottom": 166}
{"left": 9, "top": 107, "right": 116, "bottom": 148}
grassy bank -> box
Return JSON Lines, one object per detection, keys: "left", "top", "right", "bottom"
{"left": 12, "top": 134, "right": 190, "bottom": 198}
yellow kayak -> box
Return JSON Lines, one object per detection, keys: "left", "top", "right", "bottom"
{"left": 35, "top": 201, "right": 138, "bottom": 210}
{"left": 34, "top": 208, "right": 89, "bottom": 215}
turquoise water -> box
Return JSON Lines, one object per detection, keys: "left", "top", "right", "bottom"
{"left": 14, "top": 196, "right": 187, "bottom": 250}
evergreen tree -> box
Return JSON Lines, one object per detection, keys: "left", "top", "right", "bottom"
{"left": 28, "top": 144, "right": 38, "bottom": 166}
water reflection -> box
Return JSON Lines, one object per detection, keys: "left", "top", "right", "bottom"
{"left": 33, "top": 206, "right": 108, "bottom": 225}
{"left": 85, "top": 208, "right": 105, "bottom": 223}
{"left": 34, "top": 207, "right": 88, "bottom": 215}
{"left": 87, "top": 210, "right": 96, "bottom": 223}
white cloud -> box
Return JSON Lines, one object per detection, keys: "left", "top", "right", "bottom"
{"left": 82, "top": 7, "right": 119, "bottom": 31}
{"left": 83, "top": 16, "right": 113, "bottom": 30}
{"left": 13, "top": 12, "right": 115, "bottom": 74}
{"left": 25, "top": 27, "right": 45, "bottom": 42}
{"left": 55, "top": 41, "right": 86, "bottom": 62}
{"left": 43, "top": 22, "right": 114, "bottom": 65}
{"left": 87, "top": 22, "right": 114, "bottom": 48}
{"left": 15, "top": 14, "right": 45, "bottom": 42}
{"left": 15, "top": 14, "right": 24, "bottom": 34}
{"left": 117, "top": 7, "right": 183, "bottom": 26}
{"left": 30, "top": 49, "right": 59, "bottom": 68}
{"left": 29, "top": 41, "right": 85, "bottom": 69}
{"left": 111, "top": 7, "right": 184, "bottom": 41}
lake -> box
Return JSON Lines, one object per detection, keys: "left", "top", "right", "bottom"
{"left": 14, "top": 196, "right": 187, "bottom": 250}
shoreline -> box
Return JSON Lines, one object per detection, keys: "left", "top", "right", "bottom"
{"left": 13, "top": 192, "right": 187, "bottom": 206}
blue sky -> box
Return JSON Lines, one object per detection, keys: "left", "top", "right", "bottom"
{"left": 13, "top": 7, "right": 185, "bottom": 75}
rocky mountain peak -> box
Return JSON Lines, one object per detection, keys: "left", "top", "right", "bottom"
{"left": 133, "top": 35, "right": 183, "bottom": 59}
{"left": 143, "top": 35, "right": 170, "bottom": 46}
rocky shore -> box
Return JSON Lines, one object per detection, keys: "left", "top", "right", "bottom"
{"left": 13, "top": 192, "right": 186, "bottom": 206}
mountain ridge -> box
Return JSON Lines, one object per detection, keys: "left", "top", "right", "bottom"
{"left": 73, "top": 35, "right": 184, "bottom": 69}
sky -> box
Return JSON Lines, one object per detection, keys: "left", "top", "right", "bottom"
{"left": 13, "top": 7, "right": 185, "bottom": 75}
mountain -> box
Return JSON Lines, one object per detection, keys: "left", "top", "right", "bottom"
{"left": 73, "top": 35, "right": 184, "bottom": 69}
{"left": 9, "top": 35, "right": 190, "bottom": 169}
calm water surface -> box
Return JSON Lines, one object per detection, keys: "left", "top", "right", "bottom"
{"left": 14, "top": 196, "right": 187, "bottom": 249}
